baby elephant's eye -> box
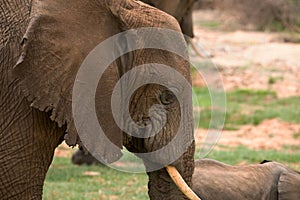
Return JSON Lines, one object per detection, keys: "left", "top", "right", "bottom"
{"left": 160, "top": 90, "right": 176, "bottom": 105}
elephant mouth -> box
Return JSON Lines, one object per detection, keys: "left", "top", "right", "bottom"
{"left": 166, "top": 165, "right": 201, "bottom": 200}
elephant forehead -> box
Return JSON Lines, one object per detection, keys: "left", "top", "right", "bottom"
{"left": 114, "top": 73, "right": 189, "bottom": 108}
{"left": 122, "top": 50, "right": 191, "bottom": 87}
{"left": 129, "top": 84, "right": 167, "bottom": 102}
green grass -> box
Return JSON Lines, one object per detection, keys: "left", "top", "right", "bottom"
{"left": 198, "top": 146, "right": 300, "bottom": 170}
{"left": 268, "top": 76, "right": 276, "bottom": 84}
{"left": 43, "top": 157, "right": 148, "bottom": 200}
{"left": 44, "top": 145, "right": 300, "bottom": 199}
{"left": 293, "top": 133, "right": 300, "bottom": 139}
{"left": 197, "top": 21, "right": 222, "bottom": 29}
{"left": 193, "top": 87, "right": 300, "bottom": 130}
{"left": 43, "top": 86, "right": 300, "bottom": 199}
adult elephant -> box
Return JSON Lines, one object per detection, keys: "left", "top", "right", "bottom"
{"left": 0, "top": 0, "right": 197, "bottom": 199}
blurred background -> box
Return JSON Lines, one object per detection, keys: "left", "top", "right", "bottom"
{"left": 44, "top": 1, "right": 300, "bottom": 199}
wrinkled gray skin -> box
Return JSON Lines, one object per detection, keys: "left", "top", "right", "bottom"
{"left": 192, "top": 159, "right": 300, "bottom": 200}
{"left": 0, "top": 0, "right": 195, "bottom": 199}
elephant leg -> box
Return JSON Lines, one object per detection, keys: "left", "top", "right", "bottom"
{"left": 0, "top": 97, "right": 64, "bottom": 199}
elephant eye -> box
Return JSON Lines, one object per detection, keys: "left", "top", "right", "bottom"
{"left": 160, "top": 90, "right": 176, "bottom": 105}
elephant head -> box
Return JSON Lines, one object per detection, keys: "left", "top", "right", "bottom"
{"left": 141, "top": 0, "right": 197, "bottom": 38}
{"left": 12, "top": 0, "right": 196, "bottom": 199}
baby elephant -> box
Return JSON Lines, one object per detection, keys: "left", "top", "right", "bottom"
{"left": 192, "top": 159, "right": 300, "bottom": 200}
{"left": 71, "top": 150, "right": 102, "bottom": 165}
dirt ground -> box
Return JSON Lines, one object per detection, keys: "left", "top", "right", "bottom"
{"left": 195, "top": 119, "right": 300, "bottom": 151}
{"left": 192, "top": 10, "right": 300, "bottom": 151}
{"left": 191, "top": 10, "right": 300, "bottom": 98}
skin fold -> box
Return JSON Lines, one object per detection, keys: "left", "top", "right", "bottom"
{"left": 0, "top": 0, "right": 195, "bottom": 199}
{"left": 192, "top": 159, "right": 300, "bottom": 200}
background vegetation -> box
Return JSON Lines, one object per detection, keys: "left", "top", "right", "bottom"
{"left": 197, "top": 0, "right": 300, "bottom": 32}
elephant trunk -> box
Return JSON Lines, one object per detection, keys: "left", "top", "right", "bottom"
{"left": 147, "top": 142, "right": 196, "bottom": 200}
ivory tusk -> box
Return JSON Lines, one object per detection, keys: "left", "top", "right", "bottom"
{"left": 189, "top": 38, "right": 211, "bottom": 59}
{"left": 166, "top": 165, "right": 201, "bottom": 200}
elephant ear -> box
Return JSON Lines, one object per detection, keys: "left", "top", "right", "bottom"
{"left": 13, "top": 0, "right": 124, "bottom": 162}
{"left": 278, "top": 172, "right": 300, "bottom": 200}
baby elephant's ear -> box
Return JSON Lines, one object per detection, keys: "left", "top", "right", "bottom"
{"left": 13, "top": 0, "right": 122, "bottom": 163}
{"left": 278, "top": 172, "right": 300, "bottom": 200}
